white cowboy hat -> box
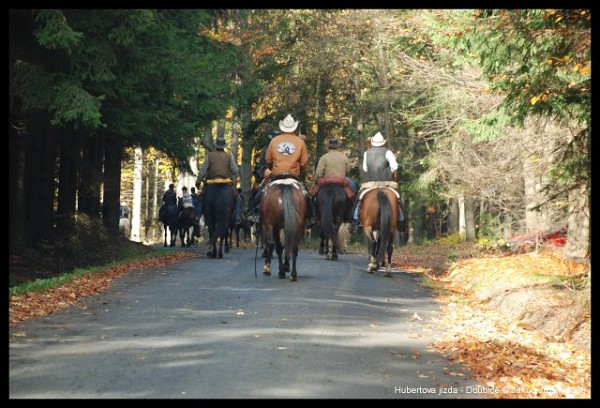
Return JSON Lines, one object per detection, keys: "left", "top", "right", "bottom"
{"left": 279, "top": 114, "right": 299, "bottom": 133}
{"left": 370, "top": 132, "right": 386, "bottom": 147}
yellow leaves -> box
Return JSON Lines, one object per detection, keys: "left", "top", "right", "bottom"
{"left": 529, "top": 94, "right": 541, "bottom": 106}
{"left": 573, "top": 61, "right": 591, "bottom": 76}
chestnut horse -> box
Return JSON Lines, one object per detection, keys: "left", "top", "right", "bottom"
{"left": 260, "top": 178, "right": 306, "bottom": 281}
{"left": 359, "top": 187, "right": 399, "bottom": 276}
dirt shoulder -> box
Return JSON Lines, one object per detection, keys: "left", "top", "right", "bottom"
{"left": 390, "top": 242, "right": 591, "bottom": 399}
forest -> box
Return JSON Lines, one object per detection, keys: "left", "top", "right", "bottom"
{"left": 9, "top": 9, "right": 590, "bottom": 269}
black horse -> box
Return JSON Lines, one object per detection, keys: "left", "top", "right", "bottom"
{"left": 202, "top": 183, "right": 234, "bottom": 258}
{"left": 315, "top": 183, "right": 351, "bottom": 261}
{"left": 178, "top": 206, "right": 198, "bottom": 247}
{"left": 161, "top": 203, "right": 179, "bottom": 247}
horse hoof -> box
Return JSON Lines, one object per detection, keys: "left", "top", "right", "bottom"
{"left": 163, "top": 243, "right": 167, "bottom": 247}
{"left": 290, "top": 275, "right": 297, "bottom": 282}
{"left": 278, "top": 271, "right": 286, "bottom": 279}
{"left": 218, "top": 252, "right": 223, "bottom": 259}
{"left": 385, "top": 273, "right": 392, "bottom": 278}
{"left": 170, "top": 243, "right": 175, "bottom": 247}
{"left": 263, "top": 268, "right": 271, "bottom": 277}
{"left": 332, "top": 253, "right": 338, "bottom": 261}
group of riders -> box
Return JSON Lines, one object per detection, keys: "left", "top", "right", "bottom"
{"left": 158, "top": 113, "right": 404, "bottom": 237}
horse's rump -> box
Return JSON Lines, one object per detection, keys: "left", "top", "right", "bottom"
{"left": 203, "top": 183, "right": 234, "bottom": 243}
{"left": 316, "top": 183, "right": 348, "bottom": 249}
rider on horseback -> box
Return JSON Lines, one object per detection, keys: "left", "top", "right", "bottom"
{"left": 159, "top": 183, "right": 177, "bottom": 222}
{"left": 350, "top": 131, "right": 404, "bottom": 234}
{"left": 194, "top": 136, "right": 240, "bottom": 218}
{"left": 248, "top": 114, "right": 316, "bottom": 227}
{"left": 312, "top": 138, "right": 356, "bottom": 221}
{"left": 178, "top": 186, "right": 194, "bottom": 219}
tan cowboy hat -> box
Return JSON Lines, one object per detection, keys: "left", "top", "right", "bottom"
{"left": 279, "top": 114, "right": 299, "bottom": 133}
{"left": 370, "top": 132, "right": 386, "bottom": 147}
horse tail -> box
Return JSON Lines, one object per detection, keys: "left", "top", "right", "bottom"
{"left": 377, "top": 191, "right": 392, "bottom": 266}
{"left": 281, "top": 185, "right": 301, "bottom": 255}
{"left": 321, "top": 188, "right": 342, "bottom": 249}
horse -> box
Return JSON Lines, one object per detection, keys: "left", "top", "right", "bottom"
{"left": 359, "top": 187, "right": 399, "bottom": 276}
{"left": 119, "top": 217, "right": 131, "bottom": 238}
{"left": 260, "top": 178, "right": 306, "bottom": 281}
{"left": 161, "top": 203, "right": 179, "bottom": 247}
{"left": 202, "top": 183, "right": 234, "bottom": 259}
{"left": 315, "top": 183, "right": 351, "bottom": 260}
{"left": 178, "top": 206, "right": 198, "bottom": 247}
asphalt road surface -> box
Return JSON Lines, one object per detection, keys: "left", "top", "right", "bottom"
{"left": 10, "top": 246, "right": 484, "bottom": 399}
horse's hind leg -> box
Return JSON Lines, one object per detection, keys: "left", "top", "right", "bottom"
{"left": 331, "top": 244, "right": 338, "bottom": 261}
{"left": 275, "top": 239, "right": 286, "bottom": 279}
{"left": 385, "top": 239, "right": 394, "bottom": 277}
{"left": 290, "top": 246, "right": 299, "bottom": 282}
{"left": 368, "top": 238, "right": 379, "bottom": 273}
{"left": 218, "top": 237, "right": 224, "bottom": 258}
{"left": 263, "top": 241, "right": 274, "bottom": 276}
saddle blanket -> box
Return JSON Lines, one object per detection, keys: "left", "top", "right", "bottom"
{"left": 358, "top": 181, "right": 400, "bottom": 200}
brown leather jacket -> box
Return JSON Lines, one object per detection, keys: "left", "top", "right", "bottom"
{"left": 265, "top": 132, "right": 308, "bottom": 177}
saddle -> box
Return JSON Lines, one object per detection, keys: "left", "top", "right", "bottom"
{"left": 358, "top": 181, "right": 400, "bottom": 200}
{"left": 310, "top": 176, "right": 355, "bottom": 200}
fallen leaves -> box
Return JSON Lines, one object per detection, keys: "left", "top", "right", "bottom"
{"left": 9, "top": 252, "right": 199, "bottom": 328}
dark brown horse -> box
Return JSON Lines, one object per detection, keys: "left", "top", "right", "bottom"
{"left": 359, "top": 187, "right": 399, "bottom": 276}
{"left": 315, "top": 183, "right": 351, "bottom": 260}
{"left": 260, "top": 179, "right": 306, "bottom": 281}
{"left": 178, "top": 206, "right": 197, "bottom": 247}
{"left": 203, "top": 183, "right": 234, "bottom": 259}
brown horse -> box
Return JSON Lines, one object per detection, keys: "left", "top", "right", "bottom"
{"left": 359, "top": 187, "right": 399, "bottom": 276}
{"left": 260, "top": 179, "right": 306, "bottom": 281}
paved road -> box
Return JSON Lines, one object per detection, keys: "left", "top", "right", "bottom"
{"left": 9, "top": 246, "right": 483, "bottom": 399}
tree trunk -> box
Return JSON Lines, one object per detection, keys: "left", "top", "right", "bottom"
{"left": 131, "top": 145, "right": 143, "bottom": 241}
{"left": 230, "top": 110, "right": 241, "bottom": 187}
{"left": 374, "top": 23, "right": 392, "bottom": 150}
{"left": 57, "top": 128, "right": 80, "bottom": 227}
{"left": 9, "top": 117, "right": 26, "bottom": 251}
{"left": 458, "top": 195, "right": 466, "bottom": 238}
{"left": 78, "top": 130, "right": 103, "bottom": 218}
{"left": 103, "top": 132, "right": 122, "bottom": 235}
{"left": 240, "top": 130, "right": 254, "bottom": 212}
{"left": 465, "top": 196, "right": 476, "bottom": 242}
{"left": 447, "top": 197, "right": 459, "bottom": 234}
{"left": 408, "top": 199, "right": 425, "bottom": 244}
{"left": 564, "top": 184, "right": 589, "bottom": 262}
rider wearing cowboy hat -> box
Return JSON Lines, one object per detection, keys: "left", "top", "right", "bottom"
{"left": 195, "top": 136, "right": 241, "bottom": 222}
{"left": 350, "top": 131, "right": 404, "bottom": 233}
{"left": 248, "top": 114, "right": 316, "bottom": 226}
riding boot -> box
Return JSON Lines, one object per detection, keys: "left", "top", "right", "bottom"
{"left": 350, "top": 199, "right": 361, "bottom": 234}
{"left": 248, "top": 188, "right": 264, "bottom": 223}
{"left": 305, "top": 194, "right": 317, "bottom": 227}
{"left": 397, "top": 200, "right": 405, "bottom": 230}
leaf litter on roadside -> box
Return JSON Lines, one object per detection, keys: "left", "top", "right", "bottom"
{"left": 9, "top": 252, "right": 199, "bottom": 328}
{"left": 392, "top": 244, "right": 590, "bottom": 399}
